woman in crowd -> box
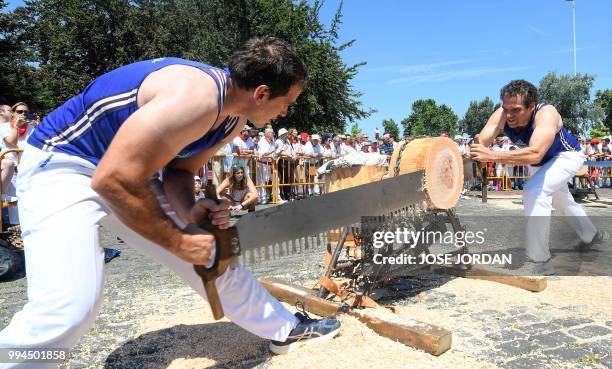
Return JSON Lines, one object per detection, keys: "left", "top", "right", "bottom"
{"left": 216, "top": 163, "right": 259, "bottom": 211}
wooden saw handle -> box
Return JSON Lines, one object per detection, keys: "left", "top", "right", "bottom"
{"left": 192, "top": 184, "right": 240, "bottom": 320}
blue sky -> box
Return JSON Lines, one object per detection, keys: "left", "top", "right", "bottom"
{"left": 5, "top": 1, "right": 611, "bottom": 137}
{"left": 314, "top": 0, "right": 611, "bottom": 137}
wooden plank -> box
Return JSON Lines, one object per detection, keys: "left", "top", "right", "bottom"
{"left": 260, "top": 278, "right": 452, "bottom": 356}
{"left": 440, "top": 266, "right": 547, "bottom": 292}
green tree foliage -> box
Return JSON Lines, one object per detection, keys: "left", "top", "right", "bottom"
{"left": 404, "top": 99, "right": 458, "bottom": 137}
{"left": 3, "top": 0, "right": 371, "bottom": 132}
{"left": 594, "top": 89, "right": 612, "bottom": 131}
{"left": 381, "top": 118, "right": 399, "bottom": 141}
{"left": 457, "top": 97, "right": 497, "bottom": 137}
{"left": 589, "top": 123, "right": 610, "bottom": 139}
{"left": 0, "top": 0, "right": 52, "bottom": 109}
{"left": 538, "top": 72, "right": 599, "bottom": 136}
{"left": 350, "top": 122, "right": 362, "bottom": 137}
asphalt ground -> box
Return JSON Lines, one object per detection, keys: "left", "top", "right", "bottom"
{"left": 0, "top": 189, "right": 610, "bottom": 368}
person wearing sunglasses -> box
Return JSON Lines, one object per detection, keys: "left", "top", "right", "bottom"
{"left": 0, "top": 102, "right": 37, "bottom": 221}
{"left": 0, "top": 37, "right": 340, "bottom": 365}
{"left": 4, "top": 102, "right": 37, "bottom": 149}
{"left": 0, "top": 105, "right": 14, "bottom": 184}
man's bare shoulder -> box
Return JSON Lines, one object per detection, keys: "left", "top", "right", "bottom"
{"left": 534, "top": 104, "right": 561, "bottom": 127}
{"left": 537, "top": 104, "right": 559, "bottom": 116}
{"left": 138, "top": 64, "right": 219, "bottom": 113}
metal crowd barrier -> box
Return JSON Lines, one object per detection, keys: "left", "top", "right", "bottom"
{"left": 201, "top": 154, "right": 609, "bottom": 203}
{"left": 203, "top": 153, "right": 328, "bottom": 204}
{"left": 482, "top": 163, "right": 531, "bottom": 191}
{"left": 585, "top": 160, "right": 612, "bottom": 178}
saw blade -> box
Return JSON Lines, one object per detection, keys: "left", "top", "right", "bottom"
{"left": 234, "top": 170, "right": 427, "bottom": 263}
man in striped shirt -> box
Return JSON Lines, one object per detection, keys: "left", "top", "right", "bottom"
{"left": 471, "top": 80, "right": 607, "bottom": 275}
{"left": 0, "top": 37, "right": 340, "bottom": 366}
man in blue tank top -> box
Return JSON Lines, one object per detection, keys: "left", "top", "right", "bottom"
{"left": 0, "top": 37, "right": 340, "bottom": 366}
{"left": 470, "top": 80, "right": 607, "bottom": 275}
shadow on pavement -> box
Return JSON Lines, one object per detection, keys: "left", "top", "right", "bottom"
{"left": 104, "top": 322, "right": 271, "bottom": 369}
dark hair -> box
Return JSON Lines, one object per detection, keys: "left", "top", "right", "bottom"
{"left": 500, "top": 80, "right": 538, "bottom": 107}
{"left": 229, "top": 37, "right": 307, "bottom": 98}
{"left": 230, "top": 164, "right": 246, "bottom": 190}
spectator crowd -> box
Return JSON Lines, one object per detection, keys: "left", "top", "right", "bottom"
{"left": 0, "top": 101, "right": 610, "bottom": 217}
{"left": 452, "top": 133, "right": 612, "bottom": 194}
{"left": 204, "top": 124, "right": 398, "bottom": 204}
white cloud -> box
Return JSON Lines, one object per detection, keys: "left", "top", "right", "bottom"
{"left": 527, "top": 25, "right": 548, "bottom": 37}
{"left": 364, "top": 59, "right": 477, "bottom": 73}
{"left": 387, "top": 66, "right": 529, "bottom": 85}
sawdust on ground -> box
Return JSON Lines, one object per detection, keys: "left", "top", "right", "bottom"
{"left": 133, "top": 289, "right": 498, "bottom": 369}
{"left": 126, "top": 275, "right": 610, "bottom": 369}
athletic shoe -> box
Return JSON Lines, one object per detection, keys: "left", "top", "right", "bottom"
{"left": 269, "top": 307, "right": 341, "bottom": 354}
{"left": 518, "top": 259, "right": 555, "bottom": 276}
{"left": 576, "top": 231, "right": 610, "bottom": 252}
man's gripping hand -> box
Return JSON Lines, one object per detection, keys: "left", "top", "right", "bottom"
{"left": 175, "top": 224, "right": 216, "bottom": 265}
{"left": 171, "top": 198, "right": 232, "bottom": 265}
{"left": 189, "top": 197, "right": 232, "bottom": 229}
{"left": 469, "top": 143, "right": 496, "bottom": 162}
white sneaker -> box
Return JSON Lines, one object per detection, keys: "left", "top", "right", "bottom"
{"left": 577, "top": 231, "right": 610, "bottom": 251}
{"left": 519, "top": 259, "right": 555, "bottom": 276}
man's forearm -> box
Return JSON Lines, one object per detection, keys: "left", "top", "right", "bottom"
{"left": 96, "top": 179, "right": 184, "bottom": 252}
{"left": 163, "top": 167, "right": 197, "bottom": 225}
{"left": 493, "top": 147, "right": 542, "bottom": 165}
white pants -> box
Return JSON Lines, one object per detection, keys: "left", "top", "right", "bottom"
{"left": 0, "top": 145, "right": 297, "bottom": 369}
{"left": 256, "top": 162, "right": 272, "bottom": 199}
{"left": 523, "top": 151, "right": 597, "bottom": 262}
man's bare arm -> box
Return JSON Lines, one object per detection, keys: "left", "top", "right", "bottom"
{"left": 91, "top": 66, "right": 222, "bottom": 264}
{"left": 489, "top": 106, "right": 559, "bottom": 165}
{"left": 477, "top": 107, "right": 504, "bottom": 146}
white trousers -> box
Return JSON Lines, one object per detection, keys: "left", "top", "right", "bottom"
{"left": 523, "top": 151, "right": 597, "bottom": 262}
{"left": 0, "top": 145, "right": 297, "bottom": 369}
{"left": 256, "top": 162, "right": 272, "bottom": 199}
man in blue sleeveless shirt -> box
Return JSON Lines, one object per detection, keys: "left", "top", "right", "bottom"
{"left": 0, "top": 37, "right": 339, "bottom": 367}
{"left": 470, "top": 80, "right": 606, "bottom": 274}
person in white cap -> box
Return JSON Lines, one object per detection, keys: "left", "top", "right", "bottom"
{"left": 193, "top": 175, "right": 205, "bottom": 200}
{"left": 303, "top": 133, "right": 323, "bottom": 196}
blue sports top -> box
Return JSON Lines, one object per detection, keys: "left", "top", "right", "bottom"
{"left": 503, "top": 103, "right": 581, "bottom": 166}
{"left": 28, "top": 57, "right": 239, "bottom": 165}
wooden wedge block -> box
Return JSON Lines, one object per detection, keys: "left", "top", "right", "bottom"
{"left": 260, "top": 278, "right": 452, "bottom": 356}
{"left": 440, "top": 266, "right": 547, "bottom": 292}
